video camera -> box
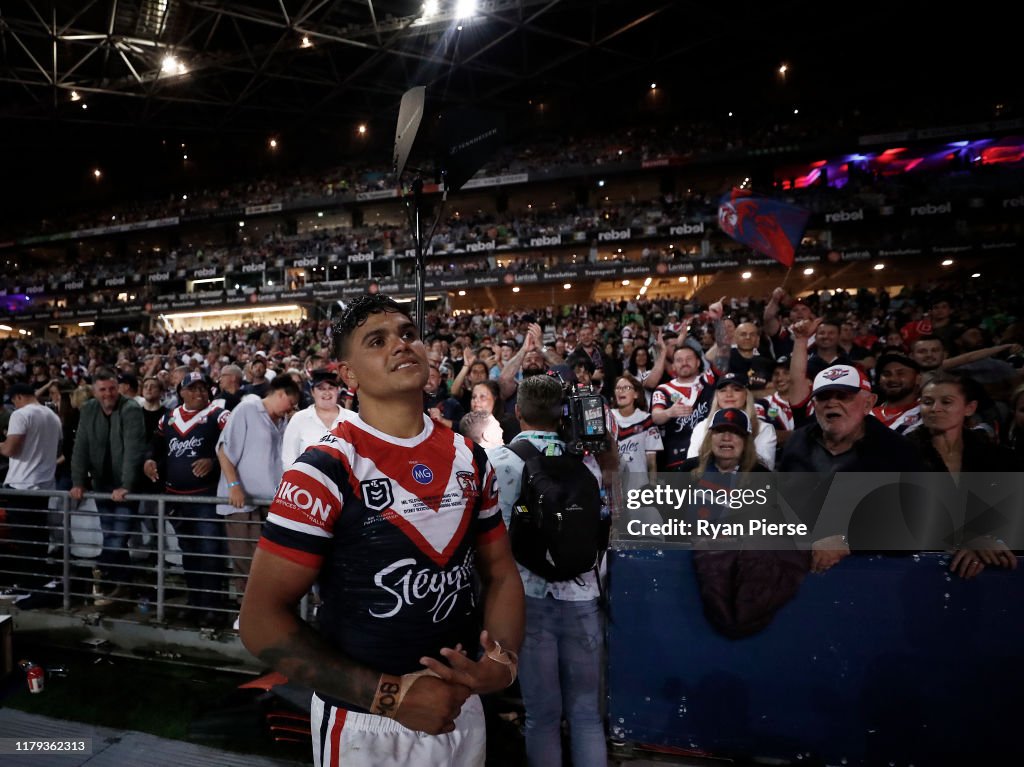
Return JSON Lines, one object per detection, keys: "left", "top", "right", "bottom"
{"left": 547, "top": 371, "right": 609, "bottom": 455}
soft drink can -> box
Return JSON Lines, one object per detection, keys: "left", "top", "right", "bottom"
{"left": 26, "top": 663, "right": 45, "bottom": 693}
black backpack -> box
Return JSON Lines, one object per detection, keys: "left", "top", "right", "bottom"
{"left": 506, "top": 441, "right": 608, "bottom": 582}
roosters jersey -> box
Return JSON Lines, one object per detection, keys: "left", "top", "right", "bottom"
{"left": 651, "top": 373, "right": 716, "bottom": 470}
{"left": 260, "top": 413, "right": 503, "bottom": 688}
{"left": 152, "top": 403, "right": 230, "bottom": 494}
{"left": 611, "top": 409, "right": 663, "bottom": 493}
{"left": 871, "top": 401, "right": 922, "bottom": 435}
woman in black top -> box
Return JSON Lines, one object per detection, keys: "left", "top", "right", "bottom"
{"left": 906, "top": 370, "right": 1020, "bottom": 577}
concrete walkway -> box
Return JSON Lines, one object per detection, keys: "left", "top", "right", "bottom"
{"left": 0, "top": 709, "right": 305, "bottom": 766}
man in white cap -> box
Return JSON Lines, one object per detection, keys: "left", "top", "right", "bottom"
{"left": 779, "top": 363, "right": 925, "bottom": 572}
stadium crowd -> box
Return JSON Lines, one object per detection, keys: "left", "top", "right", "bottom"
{"left": 2, "top": 272, "right": 1022, "bottom": 763}
{"left": 2, "top": 274, "right": 1022, "bottom": 573}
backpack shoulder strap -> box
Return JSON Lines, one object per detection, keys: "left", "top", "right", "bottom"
{"left": 507, "top": 440, "right": 542, "bottom": 461}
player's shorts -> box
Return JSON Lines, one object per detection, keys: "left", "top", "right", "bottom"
{"left": 311, "top": 692, "right": 485, "bottom": 767}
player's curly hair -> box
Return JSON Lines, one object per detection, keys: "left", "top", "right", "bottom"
{"left": 332, "top": 294, "right": 409, "bottom": 358}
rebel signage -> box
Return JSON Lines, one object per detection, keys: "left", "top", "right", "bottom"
{"left": 597, "top": 229, "right": 631, "bottom": 242}
{"left": 349, "top": 252, "right": 374, "bottom": 263}
{"left": 149, "top": 272, "right": 171, "bottom": 282}
{"left": 465, "top": 241, "right": 495, "bottom": 252}
{"left": 824, "top": 209, "right": 864, "bottom": 223}
{"left": 529, "top": 235, "right": 562, "bottom": 247}
{"left": 64, "top": 280, "right": 84, "bottom": 290}
{"left": 909, "top": 202, "right": 951, "bottom": 216}
{"left": 1002, "top": 195, "right": 1024, "bottom": 208}
{"left": 104, "top": 276, "right": 126, "bottom": 287}
{"left": 192, "top": 267, "right": 218, "bottom": 278}
{"left": 668, "top": 222, "right": 705, "bottom": 236}
{"left": 292, "top": 256, "right": 319, "bottom": 268}
{"left": 25, "top": 285, "right": 44, "bottom": 294}
{"left": 241, "top": 262, "right": 266, "bottom": 273}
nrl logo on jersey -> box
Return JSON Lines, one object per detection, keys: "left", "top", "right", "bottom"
{"left": 361, "top": 478, "right": 394, "bottom": 511}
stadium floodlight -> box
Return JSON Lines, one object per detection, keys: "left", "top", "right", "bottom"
{"left": 455, "top": 0, "right": 477, "bottom": 20}
{"left": 161, "top": 54, "right": 187, "bottom": 76}
{"left": 423, "top": 0, "right": 440, "bottom": 18}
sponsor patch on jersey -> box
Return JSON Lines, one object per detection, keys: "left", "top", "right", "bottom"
{"left": 412, "top": 464, "right": 434, "bottom": 484}
{"left": 361, "top": 478, "right": 395, "bottom": 511}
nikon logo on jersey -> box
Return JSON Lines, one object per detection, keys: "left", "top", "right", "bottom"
{"left": 275, "top": 481, "right": 333, "bottom": 522}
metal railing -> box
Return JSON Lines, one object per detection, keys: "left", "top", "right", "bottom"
{"left": 0, "top": 488, "right": 278, "bottom": 627}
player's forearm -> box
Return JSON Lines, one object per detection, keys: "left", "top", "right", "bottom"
{"left": 480, "top": 565, "right": 525, "bottom": 655}
{"left": 243, "top": 609, "right": 381, "bottom": 710}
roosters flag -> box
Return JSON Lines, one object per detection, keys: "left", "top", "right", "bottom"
{"left": 717, "top": 188, "right": 810, "bottom": 268}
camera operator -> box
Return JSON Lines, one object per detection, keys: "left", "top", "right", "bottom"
{"left": 487, "top": 375, "right": 613, "bottom": 767}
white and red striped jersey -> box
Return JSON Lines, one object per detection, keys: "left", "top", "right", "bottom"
{"left": 259, "top": 413, "right": 503, "bottom": 695}
{"left": 871, "top": 401, "right": 922, "bottom": 435}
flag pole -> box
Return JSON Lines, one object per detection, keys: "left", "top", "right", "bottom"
{"left": 780, "top": 264, "right": 795, "bottom": 291}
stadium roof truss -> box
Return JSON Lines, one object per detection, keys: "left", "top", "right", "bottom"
{"left": 0, "top": 0, "right": 693, "bottom": 134}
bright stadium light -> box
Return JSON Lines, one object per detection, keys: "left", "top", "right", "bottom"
{"left": 161, "top": 55, "right": 187, "bottom": 76}
{"left": 423, "top": 0, "right": 439, "bottom": 17}
{"left": 455, "top": 0, "right": 477, "bottom": 20}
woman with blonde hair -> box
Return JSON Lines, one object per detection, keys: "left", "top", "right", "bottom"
{"left": 680, "top": 408, "right": 767, "bottom": 477}
{"left": 686, "top": 371, "right": 777, "bottom": 468}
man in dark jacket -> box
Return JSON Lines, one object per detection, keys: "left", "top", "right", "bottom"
{"left": 779, "top": 364, "right": 926, "bottom": 574}
{"left": 70, "top": 368, "right": 147, "bottom": 602}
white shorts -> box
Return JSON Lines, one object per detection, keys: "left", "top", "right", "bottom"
{"left": 311, "top": 692, "right": 486, "bottom": 767}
